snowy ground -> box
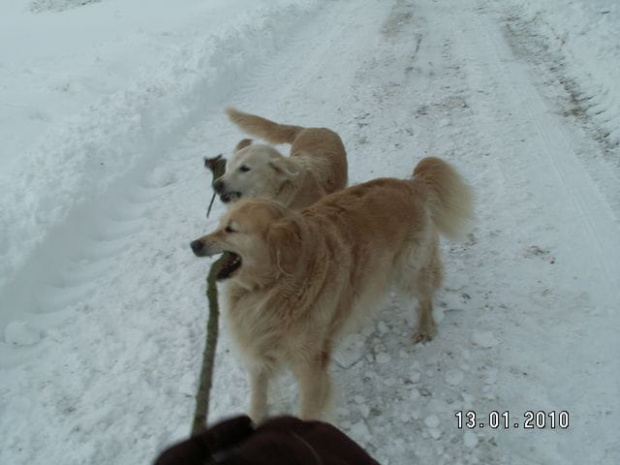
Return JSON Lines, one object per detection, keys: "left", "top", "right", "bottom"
{"left": 1, "top": 0, "right": 619, "bottom": 464}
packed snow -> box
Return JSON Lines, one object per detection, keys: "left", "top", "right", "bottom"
{"left": 1, "top": 0, "right": 619, "bottom": 464}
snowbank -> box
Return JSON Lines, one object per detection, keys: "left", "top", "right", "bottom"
{"left": 508, "top": 0, "right": 620, "bottom": 145}
{"left": 0, "top": 0, "right": 320, "bottom": 329}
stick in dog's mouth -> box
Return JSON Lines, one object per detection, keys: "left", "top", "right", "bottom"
{"left": 190, "top": 239, "right": 242, "bottom": 280}
{"left": 215, "top": 251, "right": 242, "bottom": 280}
{"left": 220, "top": 192, "right": 242, "bottom": 203}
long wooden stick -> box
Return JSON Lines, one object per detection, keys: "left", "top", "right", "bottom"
{"left": 192, "top": 155, "right": 227, "bottom": 435}
{"left": 191, "top": 255, "right": 225, "bottom": 435}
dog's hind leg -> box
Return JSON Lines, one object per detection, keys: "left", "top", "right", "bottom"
{"left": 292, "top": 350, "right": 332, "bottom": 421}
{"left": 415, "top": 245, "right": 444, "bottom": 342}
{"left": 396, "top": 241, "right": 444, "bottom": 343}
{"left": 413, "top": 297, "right": 436, "bottom": 343}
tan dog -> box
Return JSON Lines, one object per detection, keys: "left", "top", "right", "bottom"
{"left": 214, "top": 108, "right": 347, "bottom": 210}
{"left": 191, "top": 157, "right": 474, "bottom": 422}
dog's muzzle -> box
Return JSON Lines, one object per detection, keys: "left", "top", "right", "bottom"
{"left": 190, "top": 239, "right": 224, "bottom": 257}
{"left": 213, "top": 179, "right": 242, "bottom": 203}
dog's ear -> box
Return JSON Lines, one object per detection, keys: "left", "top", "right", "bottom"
{"left": 234, "top": 139, "right": 253, "bottom": 152}
{"left": 268, "top": 158, "right": 299, "bottom": 179}
{"left": 267, "top": 220, "right": 302, "bottom": 276}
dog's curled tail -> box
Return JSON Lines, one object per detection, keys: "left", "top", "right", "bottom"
{"left": 413, "top": 157, "right": 474, "bottom": 240}
{"left": 226, "top": 107, "right": 304, "bottom": 145}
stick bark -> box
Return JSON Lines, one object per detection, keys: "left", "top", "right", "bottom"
{"left": 192, "top": 155, "right": 227, "bottom": 435}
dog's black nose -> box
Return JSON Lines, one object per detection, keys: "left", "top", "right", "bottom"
{"left": 213, "top": 178, "right": 225, "bottom": 194}
{"left": 190, "top": 240, "right": 203, "bottom": 254}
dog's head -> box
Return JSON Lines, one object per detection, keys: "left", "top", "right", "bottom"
{"left": 212, "top": 139, "right": 299, "bottom": 205}
{"left": 190, "top": 199, "right": 301, "bottom": 287}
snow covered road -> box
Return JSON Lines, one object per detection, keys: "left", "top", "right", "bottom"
{"left": 1, "top": 0, "right": 619, "bottom": 463}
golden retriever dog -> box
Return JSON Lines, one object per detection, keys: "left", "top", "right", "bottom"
{"left": 214, "top": 108, "right": 347, "bottom": 210}
{"left": 190, "top": 157, "right": 473, "bottom": 422}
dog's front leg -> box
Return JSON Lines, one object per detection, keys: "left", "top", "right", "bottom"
{"left": 293, "top": 354, "right": 332, "bottom": 421}
{"left": 248, "top": 366, "right": 269, "bottom": 424}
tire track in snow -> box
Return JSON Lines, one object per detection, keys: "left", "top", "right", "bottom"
{"left": 449, "top": 1, "right": 620, "bottom": 463}
{"left": 474, "top": 5, "right": 620, "bottom": 303}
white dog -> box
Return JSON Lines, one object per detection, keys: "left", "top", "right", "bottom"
{"left": 214, "top": 108, "right": 348, "bottom": 210}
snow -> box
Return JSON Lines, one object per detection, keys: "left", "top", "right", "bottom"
{"left": 464, "top": 430, "right": 479, "bottom": 449}
{"left": 424, "top": 414, "right": 440, "bottom": 429}
{"left": 1, "top": 0, "right": 620, "bottom": 464}
{"left": 4, "top": 320, "right": 41, "bottom": 346}
{"left": 471, "top": 331, "right": 499, "bottom": 349}
{"left": 444, "top": 369, "right": 464, "bottom": 386}
{"left": 0, "top": 0, "right": 321, "bottom": 320}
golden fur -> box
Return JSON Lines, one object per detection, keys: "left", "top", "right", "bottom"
{"left": 191, "top": 157, "right": 474, "bottom": 422}
{"left": 213, "top": 108, "right": 348, "bottom": 210}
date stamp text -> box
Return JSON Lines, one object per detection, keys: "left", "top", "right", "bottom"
{"left": 455, "top": 410, "right": 570, "bottom": 430}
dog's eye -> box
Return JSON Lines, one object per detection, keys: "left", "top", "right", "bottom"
{"left": 239, "top": 165, "right": 251, "bottom": 173}
{"left": 225, "top": 226, "right": 237, "bottom": 233}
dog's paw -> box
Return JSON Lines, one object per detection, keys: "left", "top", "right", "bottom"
{"left": 412, "top": 331, "right": 434, "bottom": 343}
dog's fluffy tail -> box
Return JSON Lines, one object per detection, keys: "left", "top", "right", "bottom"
{"left": 226, "top": 107, "right": 304, "bottom": 145}
{"left": 413, "top": 157, "right": 474, "bottom": 240}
